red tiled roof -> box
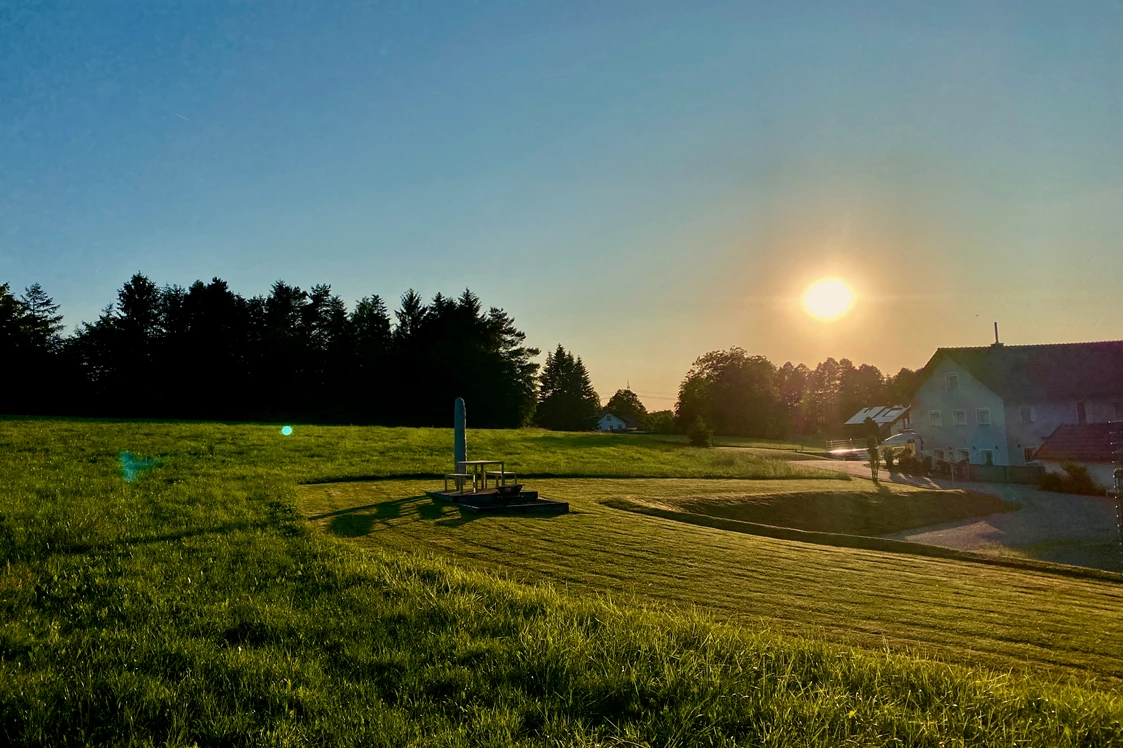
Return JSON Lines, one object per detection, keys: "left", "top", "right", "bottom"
{"left": 1034, "top": 422, "right": 1123, "bottom": 463}
{"left": 916, "top": 341, "right": 1123, "bottom": 401}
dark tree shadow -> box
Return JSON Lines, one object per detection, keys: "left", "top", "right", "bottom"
{"left": 328, "top": 514, "right": 376, "bottom": 537}
{"left": 314, "top": 494, "right": 491, "bottom": 536}
{"left": 308, "top": 496, "right": 420, "bottom": 522}
{"left": 417, "top": 502, "right": 445, "bottom": 520}
{"left": 433, "top": 511, "right": 480, "bottom": 528}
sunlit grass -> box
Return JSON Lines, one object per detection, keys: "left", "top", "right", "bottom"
{"left": 1, "top": 419, "right": 1121, "bottom": 745}
{"left": 302, "top": 477, "right": 1123, "bottom": 684}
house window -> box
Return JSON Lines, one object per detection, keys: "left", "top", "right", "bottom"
{"left": 1077, "top": 401, "right": 1087, "bottom": 424}
{"left": 981, "top": 450, "right": 994, "bottom": 466}
{"left": 953, "top": 409, "right": 966, "bottom": 426}
{"left": 976, "top": 408, "right": 991, "bottom": 426}
{"left": 1020, "top": 406, "right": 1035, "bottom": 425}
{"left": 945, "top": 372, "right": 959, "bottom": 391}
{"left": 1024, "top": 447, "right": 1037, "bottom": 463}
{"left": 934, "top": 449, "right": 945, "bottom": 461}
{"left": 956, "top": 449, "right": 969, "bottom": 463}
{"left": 928, "top": 410, "right": 942, "bottom": 427}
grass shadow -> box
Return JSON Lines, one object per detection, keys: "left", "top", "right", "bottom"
{"left": 328, "top": 514, "right": 376, "bottom": 537}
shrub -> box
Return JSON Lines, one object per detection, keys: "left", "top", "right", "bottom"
{"left": 884, "top": 449, "right": 895, "bottom": 471}
{"left": 1036, "top": 463, "right": 1107, "bottom": 496}
{"left": 646, "top": 410, "right": 678, "bottom": 435}
{"left": 896, "top": 447, "right": 917, "bottom": 475}
{"left": 1062, "top": 462, "right": 1107, "bottom": 496}
{"left": 1036, "top": 471, "right": 1066, "bottom": 492}
{"left": 687, "top": 416, "right": 713, "bottom": 448}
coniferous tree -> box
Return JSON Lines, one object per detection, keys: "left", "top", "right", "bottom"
{"left": 351, "top": 295, "right": 392, "bottom": 421}
{"left": 0, "top": 283, "right": 24, "bottom": 346}
{"left": 16, "top": 284, "right": 67, "bottom": 412}
{"left": 534, "top": 345, "right": 600, "bottom": 431}
{"left": 482, "top": 306, "right": 540, "bottom": 427}
{"left": 19, "top": 284, "right": 64, "bottom": 351}
{"left": 0, "top": 284, "right": 31, "bottom": 414}
{"left": 261, "top": 280, "right": 310, "bottom": 419}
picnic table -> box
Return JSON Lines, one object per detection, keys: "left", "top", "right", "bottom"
{"left": 456, "top": 459, "right": 514, "bottom": 490}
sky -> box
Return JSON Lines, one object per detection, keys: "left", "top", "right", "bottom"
{"left": 3, "top": 1, "right": 1122, "bottom": 410}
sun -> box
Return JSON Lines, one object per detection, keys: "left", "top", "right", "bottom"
{"left": 801, "top": 278, "right": 855, "bottom": 321}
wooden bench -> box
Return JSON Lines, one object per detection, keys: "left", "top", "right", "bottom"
{"left": 484, "top": 470, "right": 517, "bottom": 489}
{"left": 443, "top": 473, "right": 476, "bottom": 493}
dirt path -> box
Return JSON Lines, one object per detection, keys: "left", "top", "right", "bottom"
{"left": 792, "top": 459, "right": 1123, "bottom": 572}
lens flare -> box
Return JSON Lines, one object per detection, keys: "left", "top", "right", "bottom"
{"left": 281, "top": 426, "right": 293, "bottom": 436}
{"left": 801, "top": 278, "right": 855, "bottom": 321}
{"left": 119, "top": 451, "right": 156, "bottom": 482}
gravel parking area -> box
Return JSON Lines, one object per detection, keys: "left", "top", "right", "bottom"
{"left": 793, "top": 459, "right": 1123, "bottom": 571}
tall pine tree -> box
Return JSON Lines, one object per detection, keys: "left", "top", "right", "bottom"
{"left": 534, "top": 345, "right": 600, "bottom": 431}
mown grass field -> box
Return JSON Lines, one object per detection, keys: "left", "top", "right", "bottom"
{"left": 301, "top": 478, "right": 1123, "bottom": 683}
{"left": 649, "top": 433, "right": 826, "bottom": 453}
{"left": 2, "top": 419, "right": 1122, "bottom": 746}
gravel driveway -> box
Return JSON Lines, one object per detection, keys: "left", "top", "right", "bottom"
{"left": 793, "top": 459, "right": 1123, "bottom": 572}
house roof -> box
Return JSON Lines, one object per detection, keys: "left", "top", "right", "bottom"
{"left": 916, "top": 341, "right": 1123, "bottom": 402}
{"left": 844, "top": 405, "right": 909, "bottom": 427}
{"left": 1034, "top": 422, "right": 1123, "bottom": 463}
{"left": 600, "top": 410, "right": 643, "bottom": 429}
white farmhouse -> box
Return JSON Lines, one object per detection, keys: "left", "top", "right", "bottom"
{"left": 909, "top": 341, "right": 1123, "bottom": 467}
{"left": 596, "top": 411, "right": 643, "bottom": 432}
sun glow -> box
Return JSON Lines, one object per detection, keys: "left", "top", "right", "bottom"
{"left": 801, "top": 278, "right": 855, "bottom": 321}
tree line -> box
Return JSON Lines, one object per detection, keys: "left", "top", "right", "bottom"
{"left": 599, "top": 349, "right": 916, "bottom": 440}
{"left": 671, "top": 348, "right": 915, "bottom": 439}
{"left": 3, "top": 276, "right": 915, "bottom": 436}
{"left": 1, "top": 275, "right": 555, "bottom": 427}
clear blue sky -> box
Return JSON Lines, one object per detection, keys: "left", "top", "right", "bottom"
{"left": 3, "top": 1, "right": 1122, "bottom": 409}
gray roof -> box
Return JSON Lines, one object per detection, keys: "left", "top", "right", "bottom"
{"left": 916, "top": 341, "right": 1123, "bottom": 402}
{"left": 844, "top": 405, "right": 909, "bottom": 427}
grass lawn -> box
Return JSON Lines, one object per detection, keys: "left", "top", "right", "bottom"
{"left": 300, "top": 478, "right": 1123, "bottom": 683}
{"left": 650, "top": 433, "right": 825, "bottom": 452}
{"left": 730, "top": 447, "right": 832, "bottom": 460}
{"left": 2, "top": 419, "right": 1122, "bottom": 746}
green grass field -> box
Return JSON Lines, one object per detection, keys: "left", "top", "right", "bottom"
{"left": 2, "top": 419, "right": 1122, "bottom": 746}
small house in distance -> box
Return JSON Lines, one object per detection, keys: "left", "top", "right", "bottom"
{"left": 597, "top": 411, "right": 643, "bottom": 432}
{"left": 1034, "top": 422, "right": 1123, "bottom": 492}
{"left": 843, "top": 405, "right": 910, "bottom": 440}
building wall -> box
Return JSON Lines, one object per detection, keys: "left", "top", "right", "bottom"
{"left": 597, "top": 414, "right": 626, "bottom": 431}
{"left": 1004, "top": 398, "right": 1121, "bottom": 466}
{"left": 910, "top": 357, "right": 1010, "bottom": 465}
